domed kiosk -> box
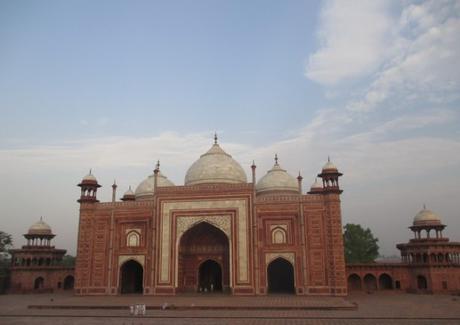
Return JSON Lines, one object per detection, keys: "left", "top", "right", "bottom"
{"left": 8, "top": 218, "right": 74, "bottom": 293}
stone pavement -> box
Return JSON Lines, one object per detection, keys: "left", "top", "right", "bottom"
{"left": 1, "top": 291, "right": 460, "bottom": 324}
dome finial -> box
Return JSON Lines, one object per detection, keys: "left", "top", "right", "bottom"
{"left": 40, "top": 216, "right": 43, "bottom": 221}
{"left": 423, "top": 203, "right": 426, "bottom": 210}
{"left": 328, "top": 156, "right": 331, "bottom": 163}
{"left": 274, "top": 153, "right": 279, "bottom": 165}
{"left": 156, "top": 160, "right": 160, "bottom": 170}
{"left": 89, "top": 168, "right": 92, "bottom": 175}
{"left": 214, "top": 132, "right": 218, "bottom": 145}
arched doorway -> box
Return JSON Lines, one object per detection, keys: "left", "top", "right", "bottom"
{"left": 178, "top": 222, "right": 229, "bottom": 293}
{"left": 417, "top": 275, "right": 428, "bottom": 290}
{"left": 379, "top": 274, "right": 393, "bottom": 290}
{"left": 267, "top": 258, "right": 295, "bottom": 294}
{"left": 64, "top": 275, "right": 74, "bottom": 290}
{"left": 348, "top": 274, "right": 362, "bottom": 291}
{"left": 120, "top": 260, "right": 143, "bottom": 294}
{"left": 363, "top": 274, "right": 377, "bottom": 291}
{"left": 34, "top": 277, "right": 44, "bottom": 290}
{"left": 198, "top": 259, "right": 222, "bottom": 292}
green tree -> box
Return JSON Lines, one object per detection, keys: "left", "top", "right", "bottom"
{"left": 343, "top": 223, "right": 379, "bottom": 263}
{"left": 0, "top": 231, "right": 12, "bottom": 254}
{"left": 62, "top": 255, "right": 76, "bottom": 267}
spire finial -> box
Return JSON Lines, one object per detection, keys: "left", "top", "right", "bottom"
{"left": 156, "top": 160, "right": 160, "bottom": 170}
{"left": 214, "top": 132, "right": 218, "bottom": 144}
{"left": 328, "top": 156, "right": 331, "bottom": 163}
{"left": 40, "top": 216, "right": 43, "bottom": 221}
{"left": 89, "top": 168, "right": 92, "bottom": 175}
{"left": 128, "top": 185, "right": 132, "bottom": 190}
{"left": 274, "top": 153, "right": 278, "bottom": 165}
{"left": 423, "top": 203, "right": 426, "bottom": 210}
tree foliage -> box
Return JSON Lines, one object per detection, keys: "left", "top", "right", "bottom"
{"left": 0, "top": 231, "right": 12, "bottom": 254}
{"left": 343, "top": 223, "right": 379, "bottom": 263}
{"left": 62, "top": 255, "right": 76, "bottom": 267}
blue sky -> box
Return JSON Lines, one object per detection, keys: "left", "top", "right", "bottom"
{"left": 1, "top": 0, "right": 460, "bottom": 256}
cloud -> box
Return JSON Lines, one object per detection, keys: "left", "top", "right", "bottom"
{"left": 334, "top": 0, "right": 460, "bottom": 113}
{"left": 305, "top": 0, "right": 395, "bottom": 85}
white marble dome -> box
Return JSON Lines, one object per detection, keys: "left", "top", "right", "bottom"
{"left": 184, "top": 142, "right": 247, "bottom": 186}
{"left": 82, "top": 170, "right": 97, "bottom": 182}
{"left": 413, "top": 206, "right": 442, "bottom": 225}
{"left": 28, "top": 218, "right": 52, "bottom": 235}
{"left": 322, "top": 157, "right": 337, "bottom": 171}
{"left": 124, "top": 186, "right": 135, "bottom": 196}
{"left": 135, "top": 172, "right": 175, "bottom": 199}
{"left": 310, "top": 178, "right": 323, "bottom": 190}
{"left": 256, "top": 158, "right": 298, "bottom": 195}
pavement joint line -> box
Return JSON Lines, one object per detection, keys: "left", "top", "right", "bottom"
{"left": 27, "top": 305, "right": 358, "bottom": 311}
{"left": 2, "top": 315, "right": 460, "bottom": 320}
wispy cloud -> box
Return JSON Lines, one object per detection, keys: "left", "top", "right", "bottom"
{"left": 305, "top": 0, "right": 395, "bottom": 85}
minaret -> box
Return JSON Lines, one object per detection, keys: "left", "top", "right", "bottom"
{"left": 153, "top": 160, "right": 160, "bottom": 192}
{"left": 251, "top": 160, "right": 257, "bottom": 185}
{"left": 317, "top": 157, "right": 346, "bottom": 295}
{"left": 297, "top": 171, "right": 303, "bottom": 194}
{"left": 111, "top": 180, "right": 117, "bottom": 203}
{"left": 77, "top": 169, "right": 101, "bottom": 203}
{"left": 317, "top": 157, "right": 343, "bottom": 194}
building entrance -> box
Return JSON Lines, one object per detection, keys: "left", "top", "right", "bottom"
{"left": 199, "top": 259, "right": 222, "bottom": 292}
{"left": 267, "top": 258, "right": 295, "bottom": 294}
{"left": 120, "top": 260, "right": 143, "bottom": 294}
{"left": 178, "top": 222, "right": 229, "bottom": 292}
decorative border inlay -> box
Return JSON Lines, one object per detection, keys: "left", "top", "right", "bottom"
{"left": 265, "top": 252, "right": 295, "bottom": 266}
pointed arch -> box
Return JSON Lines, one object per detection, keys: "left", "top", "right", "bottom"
{"left": 177, "top": 221, "right": 229, "bottom": 292}
{"left": 120, "top": 259, "right": 143, "bottom": 294}
{"left": 267, "top": 257, "right": 295, "bottom": 294}
{"left": 126, "top": 230, "right": 140, "bottom": 247}
{"left": 271, "top": 227, "right": 287, "bottom": 244}
{"left": 348, "top": 274, "right": 362, "bottom": 291}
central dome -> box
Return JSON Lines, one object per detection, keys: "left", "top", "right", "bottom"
{"left": 184, "top": 139, "right": 247, "bottom": 186}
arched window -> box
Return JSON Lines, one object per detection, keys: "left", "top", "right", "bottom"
{"left": 272, "top": 228, "right": 287, "bottom": 244}
{"left": 126, "top": 231, "right": 140, "bottom": 247}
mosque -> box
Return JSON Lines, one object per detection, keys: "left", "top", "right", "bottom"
{"left": 74, "top": 135, "right": 347, "bottom": 296}
{"left": 6, "top": 135, "right": 460, "bottom": 295}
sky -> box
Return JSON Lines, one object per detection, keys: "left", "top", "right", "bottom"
{"left": 1, "top": 0, "right": 459, "bottom": 256}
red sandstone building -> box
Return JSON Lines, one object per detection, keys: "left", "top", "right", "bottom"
{"left": 346, "top": 207, "right": 460, "bottom": 294}
{"left": 8, "top": 218, "right": 74, "bottom": 293}
{"left": 75, "top": 136, "right": 346, "bottom": 296}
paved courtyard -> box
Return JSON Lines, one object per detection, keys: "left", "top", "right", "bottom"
{"left": 1, "top": 291, "right": 460, "bottom": 324}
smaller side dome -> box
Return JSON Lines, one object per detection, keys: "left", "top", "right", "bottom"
{"left": 413, "top": 205, "right": 442, "bottom": 226}
{"left": 135, "top": 171, "right": 175, "bottom": 199}
{"left": 256, "top": 155, "right": 298, "bottom": 195}
{"left": 121, "top": 186, "right": 136, "bottom": 201}
{"left": 28, "top": 217, "right": 53, "bottom": 235}
{"left": 308, "top": 178, "right": 323, "bottom": 194}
